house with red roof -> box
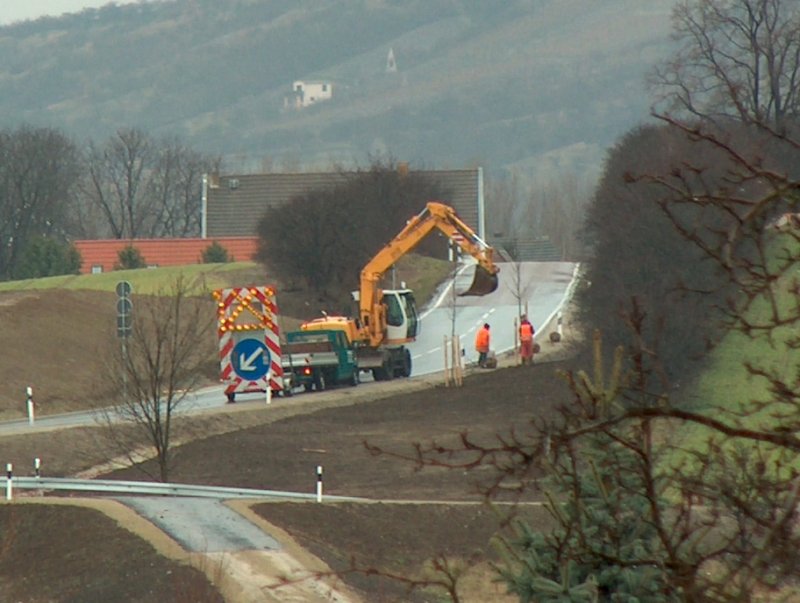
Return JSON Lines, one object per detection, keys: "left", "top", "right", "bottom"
{"left": 74, "top": 166, "right": 487, "bottom": 274}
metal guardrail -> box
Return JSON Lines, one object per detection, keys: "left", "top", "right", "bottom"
{"left": 9, "top": 476, "right": 366, "bottom": 502}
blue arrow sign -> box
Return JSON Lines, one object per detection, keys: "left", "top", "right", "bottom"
{"left": 231, "top": 338, "right": 271, "bottom": 380}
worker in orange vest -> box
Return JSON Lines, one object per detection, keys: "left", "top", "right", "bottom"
{"left": 475, "top": 323, "right": 491, "bottom": 368}
{"left": 519, "top": 314, "right": 535, "bottom": 365}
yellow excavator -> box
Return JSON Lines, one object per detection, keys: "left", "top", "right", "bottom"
{"left": 299, "top": 201, "right": 500, "bottom": 381}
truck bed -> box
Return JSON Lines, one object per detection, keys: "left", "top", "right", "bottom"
{"left": 281, "top": 351, "right": 339, "bottom": 369}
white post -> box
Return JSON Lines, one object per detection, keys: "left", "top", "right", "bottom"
{"left": 26, "top": 386, "right": 34, "bottom": 426}
{"left": 201, "top": 173, "right": 208, "bottom": 239}
{"left": 557, "top": 311, "right": 563, "bottom": 338}
{"left": 316, "top": 465, "right": 323, "bottom": 503}
{"left": 265, "top": 364, "right": 273, "bottom": 405}
{"left": 34, "top": 457, "right": 41, "bottom": 478}
{"left": 6, "top": 463, "right": 12, "bottom": 501}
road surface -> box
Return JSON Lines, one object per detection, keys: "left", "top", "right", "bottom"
{"left": 0, "top": 261, "right": 578, "bottom": 429}
{"left": 409, "top": 261, "right": 577, "bottom": 374}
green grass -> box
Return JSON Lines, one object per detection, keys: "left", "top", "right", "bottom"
{"left": 0, "top": 255, "right": 454, "bottom": 303}
{"left": 0, "top": 262, "right": 261, "bottom": 296}
{"left": 668, "top": 260, "right": 799, "bottom": 465}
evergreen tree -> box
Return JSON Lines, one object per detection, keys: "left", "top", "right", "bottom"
{"left": 114, "top": 245, "right": 146, "bottom": 270}
{"left": 12, "top": 236, "right": 81, "bottom": 279}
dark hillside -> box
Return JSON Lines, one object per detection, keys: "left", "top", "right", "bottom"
{"left": 0, "top": 0, "right": 675, "bottom": 180}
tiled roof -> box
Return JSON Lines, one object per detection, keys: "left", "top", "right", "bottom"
{"left": 205, "top": 169, "right": 482, "bottom": 238}
{"left": 73, "top": 237, "right": 258, "bottom": 274}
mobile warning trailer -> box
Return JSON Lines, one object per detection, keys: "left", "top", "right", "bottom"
{"left": 213, "top": 285, "right": 288, "bottom": 403}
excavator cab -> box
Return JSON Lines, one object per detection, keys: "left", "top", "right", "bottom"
{"left": 383, "top": 289, "right": 419, "bottom": 343}
{"left": 460, "top": 264, "right": 499, "bottom": 297}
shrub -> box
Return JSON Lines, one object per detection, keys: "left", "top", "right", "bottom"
{"left": 201, "top": 241, "right": 231, "bottom": 263}
{"left": 114, "top": 245, "right": 146, "bottom": 270}
{"left": 12, "top": 237, "right": 82, "bottom": 279}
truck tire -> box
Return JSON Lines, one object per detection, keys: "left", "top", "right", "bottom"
{"left": 373, "top": 357, "right": 393, "bottom": 381}
{"left": 400, "top": 348, "right": 412, "bottom": 377}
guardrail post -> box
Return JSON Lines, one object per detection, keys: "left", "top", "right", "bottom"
{"left": 316, "top": 465, "right": 323, "bottom": 503}
{"left": 557, "top": 312, "right": 563, "bottom": 339}
{"left": 6, "top": 463, "right": 12, "bottom": 501}
{"left": 34, "top": 457, "right": 41, "bottom": 478}
{"left": 26, "top": 386, "right": 34, "bottom": 426}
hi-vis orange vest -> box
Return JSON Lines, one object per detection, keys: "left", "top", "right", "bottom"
{"left": 475, "top": 327, "right": 490, "bottom": 352}
{"left": 520, "top": 322, "right": 534, "bottom": 342}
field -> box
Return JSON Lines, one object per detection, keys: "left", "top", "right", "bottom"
{"left": 0, "top": 261, "right": 581, "bottom": 602}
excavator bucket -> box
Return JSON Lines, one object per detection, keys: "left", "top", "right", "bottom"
{"left": 459, "top": 265, "right": 499, "bottom": 296}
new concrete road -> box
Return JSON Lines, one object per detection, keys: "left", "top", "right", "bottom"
{"left": 117, "top": 497, "right": 280, "bottom": 552}
{"left": 0, "top": 261, "right": 579, "bottom": 431}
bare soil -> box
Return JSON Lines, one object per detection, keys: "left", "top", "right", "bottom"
{"left": 0, "top": 288, "right": 581, "bottom": 602}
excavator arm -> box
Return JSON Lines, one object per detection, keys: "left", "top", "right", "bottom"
{"left": 359, "top": 201, "right": 500, "bottom": 346}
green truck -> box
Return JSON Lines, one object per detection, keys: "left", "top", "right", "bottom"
{"left": 281, "top": 329, "right": 360, "bottom": 391}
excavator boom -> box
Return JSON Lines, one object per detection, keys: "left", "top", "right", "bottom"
{"left": 358, "top": 201, "right": 500, "bottom": 347}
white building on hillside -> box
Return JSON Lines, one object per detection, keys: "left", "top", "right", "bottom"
{"left": 291, "top": 80, "right": 333, "bottom": 108}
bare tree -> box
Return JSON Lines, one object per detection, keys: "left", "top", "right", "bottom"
{"left": 0, "top": 126, "right": 81, "bottom": 280}
{"left": 484, "top": 171, "right": 524, "bottom": 241}
{"left": 396, "top": 120, "right": 800, "bottom": 600}
{"left": 80, "top": 129, "right": 219, "bottom": 239}
{"left": 147, "top": 139, "right": 222, "bottom": 238}
{"left": 487, "top": 170, "right": 589, "bottom": 261}
{"left": 651, "top": 0, "right": 800, "bottom": 128}
{"left": 506, "top": 260, "right": 531, "bottom": 321}
{"left": 102, "top": 275, "right": 216, "bottom": 482}
{"left": 83, "top": 128, "right": 156, "bottom": 239}
{"left": 537, "top": 173, "right": 588, "bottom": 260}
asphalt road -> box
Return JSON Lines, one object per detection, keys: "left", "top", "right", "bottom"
{"left": 409, "top": 261, "right": 577, "bottom": 374}
{"left": 0, "top": 261, "right": 578, "bottom": 431}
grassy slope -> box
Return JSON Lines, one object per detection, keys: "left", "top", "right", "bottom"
{"left": 0, "top": 256, "right": 451, "bottom": 308}
{"left": 0, "top": 262, "right": 260, "bottom": 296}
{"left": 671, "top": 241, "right": 798, "bottom": 458}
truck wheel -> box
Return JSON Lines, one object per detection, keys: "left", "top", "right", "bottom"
{"left": 372, "top": 366, "right": 389, "bottom": 381}
{"left": 401, "top": 348, "right": 412, "bottom": 377}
